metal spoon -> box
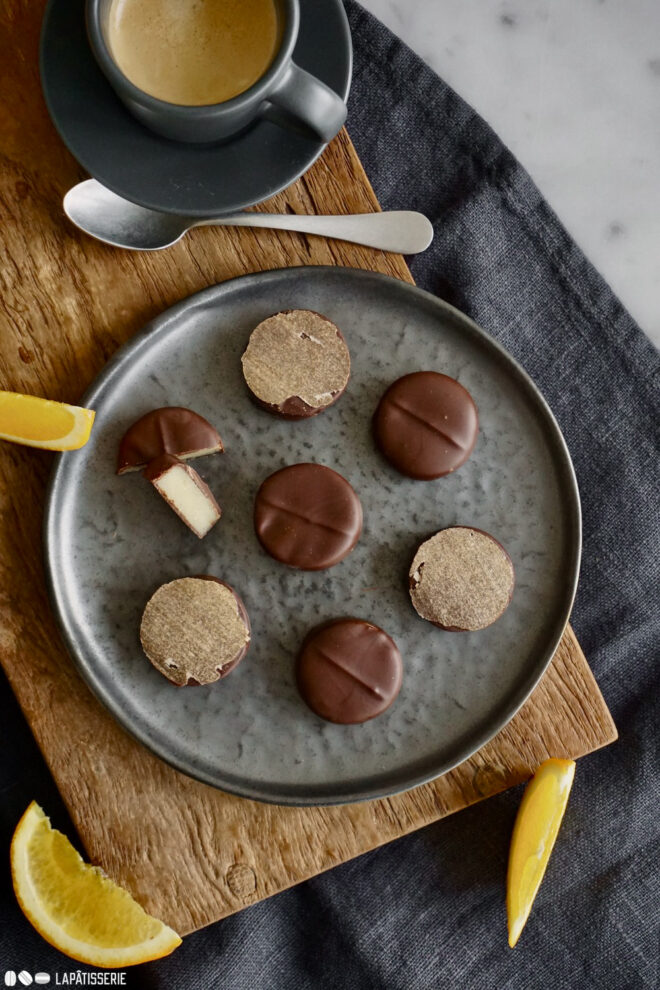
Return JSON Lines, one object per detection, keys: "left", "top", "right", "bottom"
{"left": 63, "top": 179, "right": 434, "bottom": 254}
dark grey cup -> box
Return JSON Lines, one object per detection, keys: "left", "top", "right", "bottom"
{"left": 86, "top": 0, "right": 347, "bottom": 144}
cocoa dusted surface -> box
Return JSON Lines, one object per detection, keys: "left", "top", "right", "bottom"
{"left": 139, "top": 576, "right": 250, "bottom": 686}
{"left": 241, "top": 310, "right": 351, "bottom": 419}
{"left": 373, "top": 371, "right": 478, "bottom": 480}
{"left": 409, "top": 526, "right": 515, "bottom": 632}
{"left": 195, "top": 576, "right": 251, "bottom": 681}
{"left": 254, "top": 463, "right": 363, "bottom": 570}
{"left": 117, "top": 406, "right": 223, "bottom": 474}
{"left": 296, "top": 618, "right": 403, "bottom": 724}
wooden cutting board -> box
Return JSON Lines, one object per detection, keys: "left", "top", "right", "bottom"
{"left": 0, "top": 2, "right": 616, "bottom": 936}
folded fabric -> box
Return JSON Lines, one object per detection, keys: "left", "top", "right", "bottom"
{"left": 1, "top": 2, "right": 657, "bottom": 987}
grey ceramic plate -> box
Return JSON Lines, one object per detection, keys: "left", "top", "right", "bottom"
{"left": 40, "top": 0, "right": 351, "bottom": 216}
{"left": 45, "top": 267, "right": 581, "bottom": 805}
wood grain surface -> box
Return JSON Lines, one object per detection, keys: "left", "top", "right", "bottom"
{"left": 0, "top": 2, "right": 616, "bottom": 935}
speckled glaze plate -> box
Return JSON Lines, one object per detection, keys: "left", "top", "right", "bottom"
{"left": 45, "top": 267, "right": 581, "bottom": 805}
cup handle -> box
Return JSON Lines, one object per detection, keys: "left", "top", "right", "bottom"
{"left": 267, "top": 62, "right": 347, "bottom": 143}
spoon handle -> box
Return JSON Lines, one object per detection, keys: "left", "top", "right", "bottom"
{"left": 194, "top": 210, "right": 434, "bottom": 255}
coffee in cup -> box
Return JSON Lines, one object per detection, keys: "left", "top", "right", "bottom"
{"left": 107, "top": 0, "right": 282, "bottom": 106}
{"left": 87, "top": 0, "right": 348, "bottom": 144}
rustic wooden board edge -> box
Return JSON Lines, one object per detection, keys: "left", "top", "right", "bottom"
{"left": 169, "top": 625, "right": 617, "bottom": 933}
{"left": 0, "top": 80, "right": 617, "bottom": 934}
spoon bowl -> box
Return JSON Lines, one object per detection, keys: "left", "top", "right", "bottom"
{"left": 64, "top": 182, "right": 192, "bottom": 251}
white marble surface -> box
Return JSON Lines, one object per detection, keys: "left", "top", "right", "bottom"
{"left": 359, "top": 0, "right": 660, "bottom": 347}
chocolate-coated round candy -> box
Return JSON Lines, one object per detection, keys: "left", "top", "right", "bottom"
{"left": 140, "top": 576, "right": 250, "bottom": 686}
{"left": 241, "top": 310, "right": 351, "bottom": 419}
{"left": 117, "top": 406, "right": 223, "bottom": 474}
{"left": 297, "top": 618, "right": 403, "bottom": 724}
{"left": 409, "top": 526, "right": 514, "bottom": 631}
{"left": 373, "top": 371, "right": 478, "bottom": 479}
{"left": 254, "top": 463, "right": 362, "bottom": 570}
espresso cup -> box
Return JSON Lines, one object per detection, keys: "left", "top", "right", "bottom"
{"left": 86, "top": 0, "right": 348, "bottom": 144}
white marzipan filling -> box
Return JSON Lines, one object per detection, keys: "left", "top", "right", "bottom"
{"left": 155, "top": 467, "right": 219, "bottom": 537}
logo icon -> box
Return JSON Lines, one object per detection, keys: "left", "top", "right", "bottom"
{"left": 4, "top": 976, "right": 49, "bottom": 988}
{"left": 4, "top": 977, "right": 51, "bottom": 989}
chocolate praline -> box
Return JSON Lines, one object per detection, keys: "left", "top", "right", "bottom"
{"left": 254, "top": 463, "right": 362, "bottom": 570}
{"left": 373, "top": 371, "right": 478, "bottom": 480}
{"left": 140, "top": 576, "right": 250, "bottom": 686}
{"left": 296, "top": 618, "right": 403, "bottom": 724}
{"left": 241, "top": 310, "right": 351, "bottom": 419}
{"left": 409, "top": 526, "right": 514, "bottom": 631}
{"left": 117, "top": 406, "right": 223, "bottom": 474}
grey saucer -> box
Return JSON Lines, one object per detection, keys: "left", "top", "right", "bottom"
{"left": 40, "top": 0, "right": 351, "bottom": 216}
{"left": 44, "top": 267, "right": 581, "bottom": 805}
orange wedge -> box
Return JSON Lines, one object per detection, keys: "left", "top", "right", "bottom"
{"left": 0, "top": 390, "right": 95, "bottom": 450}
{"left": 507, "top": 758, "right": 576, "bottom": 947}
{"left": 11, "top": 802, "right": 181, "bottom": 968}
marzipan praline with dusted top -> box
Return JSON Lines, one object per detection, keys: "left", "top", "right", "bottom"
{"left": 241, "top": 310, "right": 351, "bottom": 419}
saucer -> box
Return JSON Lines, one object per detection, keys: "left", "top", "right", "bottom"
{"left": 40, "top": 0, "right": 352, "bottom": 217}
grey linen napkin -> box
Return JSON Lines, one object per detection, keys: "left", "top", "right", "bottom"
{"left": 1, "top": 2, "right": 658, "bottom": 987}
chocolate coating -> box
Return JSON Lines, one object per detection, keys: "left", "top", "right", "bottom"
{"left": 409, "top": 526, "right": 514, "bottom": 631}
{"left": 241, "top": 310, "right": 351, "bottom": 419}
{"left": 296, "top": 618, "right": 403, "bottom": 724}
{"left": 255, "top": 393, "right": 323, "bottom": 421}
{"left": 254, "top": 463, "right": 362, "bottom": 570}
{"left": 373, "top": 371, "right": 478, "bottom": 480}
{"left": 117, "top": 406, "right": 223, "bottom": 474}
